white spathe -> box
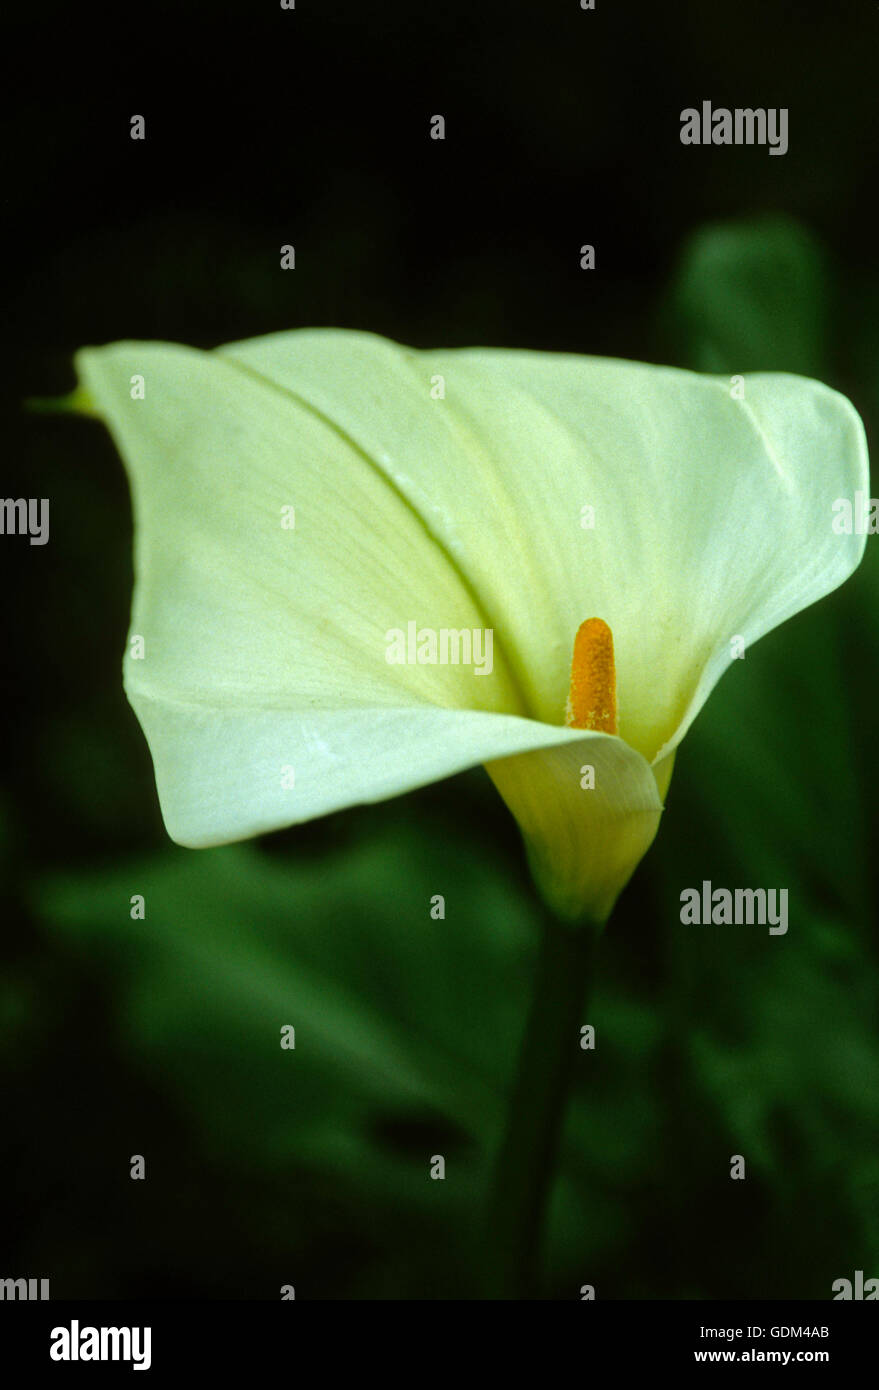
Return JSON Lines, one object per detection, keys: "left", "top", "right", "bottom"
{"left": 75, "top": 330, "right": 869, "bottom": 923}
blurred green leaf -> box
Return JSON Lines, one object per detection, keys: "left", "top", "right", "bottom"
{"left": 33, "top": 800, "right": 674, "bottom": 1292}
{"left": 662, "top": 214, "right": 829, "bottom": 376}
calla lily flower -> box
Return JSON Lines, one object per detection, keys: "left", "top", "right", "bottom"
{"left": 74, "top": 331, "right": 868, "bottom": 925}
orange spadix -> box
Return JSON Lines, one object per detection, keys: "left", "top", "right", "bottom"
{"left": 565, "top": 617, "right": 618, "bottom": 734}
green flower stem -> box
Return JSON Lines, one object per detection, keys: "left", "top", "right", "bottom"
{"left": 485, "top": 912, "right": 599, "bottom": 1299}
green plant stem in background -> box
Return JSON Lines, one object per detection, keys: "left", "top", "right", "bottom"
{"left": 485, "top": 912, "right": 599, "bottom": 1299}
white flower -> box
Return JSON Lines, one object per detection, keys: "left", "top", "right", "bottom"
{"left": 75, "top": 330, "right": 869, "bottom": 923}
